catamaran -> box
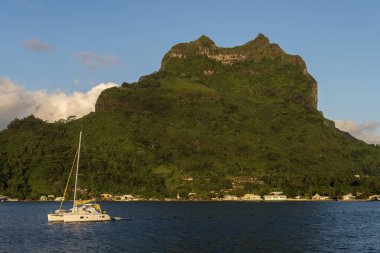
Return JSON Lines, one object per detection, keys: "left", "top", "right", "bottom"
{"left": 48, "top": 131, "right": 111, "bottom": 222}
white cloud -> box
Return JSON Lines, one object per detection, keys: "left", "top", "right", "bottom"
{"left": 23, "top": 38, "right": 53, "bottom": 52}
{"left": 74, "top": 51, "right": 122, "bottom": 69}
{"left": 334, "top": 120, "right": 380, "bottom": 144}
{"left": 0, "top": 78, "right": 117, "bottom": 129}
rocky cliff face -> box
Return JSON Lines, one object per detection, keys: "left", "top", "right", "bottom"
{"left": 161, "top": 34, "right": 305, "bottom": 68}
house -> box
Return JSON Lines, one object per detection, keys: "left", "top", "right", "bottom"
{"left": 0, "top": 195, "right": 8, "bottom": 202}
{"left": 113, "top": 195, "right": 124, "bottom": 201}
{"left": 188, "top": 192, "right": 197, "bottom": 200}
{"left": 241, "top": 194, "right": 261, "bottom": 201}
{"left": 113, "top": 194, "right": 138, "bottom": 201}
{"left": 101, "top": 193, "right": 113, "bottom": 200}
{"left": 40, "top": 195, "right": 47, "bottom": 201}
{"left": 342, "top": 193, "right": 356, "bottom": 201}
{"left": 182, "top": 176, "right": 194, "bottom": 181}
{"left": 7, "top": 198, "right": 19, "bottom": 202}
{"left": 368, "top": 195, "right": 380, "bottom": 201}
{"left": 47, "top": 195, "right": 55, "bottom": 200}
{"left": 263, "top": 192, "right": 287, "bottom": 201}
{"left": 123, "top": 194, "right": 135, "bottom": 201}
{"left": 312, "top": 193, "right": 330, "bottom": 201}
{"left": 222, "top": 194, "right": 239, "bottom": 201}
{"left": 54, "top": 197, "right": 64, "bottom": 202}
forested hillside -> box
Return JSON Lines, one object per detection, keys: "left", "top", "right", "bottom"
{"left": 1, "top": 34, "right": 379, "bottom": 199}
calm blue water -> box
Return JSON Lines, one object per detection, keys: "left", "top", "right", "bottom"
{"left": 0, "top": 201, "right": 380, "bottom": 252}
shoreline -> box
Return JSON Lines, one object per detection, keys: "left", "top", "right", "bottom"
{"left": 1, "top": 199, "right": 376, "bottom": 203}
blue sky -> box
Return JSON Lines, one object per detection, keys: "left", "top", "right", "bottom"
{"left": 0, "top": 0, "right": 379, "bottom": 142}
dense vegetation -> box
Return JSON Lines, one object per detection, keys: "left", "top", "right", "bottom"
{"left": 1, "top": 34, "right": 380, "bottom": 200}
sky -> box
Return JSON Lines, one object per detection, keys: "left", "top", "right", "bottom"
{"left": 0, "top": 0, "right": 379, "bottom": 143}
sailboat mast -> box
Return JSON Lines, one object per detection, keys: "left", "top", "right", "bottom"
{"left": 72, "top": 130, "right": 82, "bottom": 212}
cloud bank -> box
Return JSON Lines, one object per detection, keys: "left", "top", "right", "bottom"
{"left": 0, "top": 78, "right": 117, "bottom": 129}
{"left": 74, "top": 51, "right": 122, "bottom": 69}
{"left": 334, "top": 120, "right": 380, "bottom": 144}
{"left": 23, "top": 38, "right": 53, "bottom": 52}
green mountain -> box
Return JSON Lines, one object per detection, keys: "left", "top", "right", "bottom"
{"left": 1, "top": 34, "right": 379, "bottom": 199}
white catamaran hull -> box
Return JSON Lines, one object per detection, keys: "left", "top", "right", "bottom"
{"left": 63, "top": 213, "right": 111, "bottom": 222}
{"left": 47, "top": 213, "right": 64, "bottom": 222}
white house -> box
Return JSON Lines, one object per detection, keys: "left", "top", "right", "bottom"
{"left": 223, "top": 194, "right": 239, "bottom": 201}
{"left": 342, "top": 193, "right": 356, "bottom": 200}
{"left": 101, "top": 193, "right": 113, "bottom": 200}
{"left": 263, "top": 192, "right": 287, "bottom": 201}
{"left": 40, "top": 195, "right": 47, "bottom": 201}
{"left": 312, "top": 193, "right": 330, "bottom": 200}
{"left": 113, "top": 194, "right": 138, "bottom": 201}
{"left": 0, "top": 195, "right": 8, "bottom": 201}
{"left": 188, "top": 192, "right": 197, "bottom": 200}
{"left": 241, "top": 194, "right": 261, "bottom": 201}
{"left": 368, "top": 195, "right": 380, "bottom": 201}
{"left": 54, "top": 196, "right": 64, "bottom": 202}
{"left": 54, "top": 196, "right": 64, "bottom": 201}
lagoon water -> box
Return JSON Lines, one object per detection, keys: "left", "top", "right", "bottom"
{"left": 0, "top": 201, "right": 380, "bottom": 252}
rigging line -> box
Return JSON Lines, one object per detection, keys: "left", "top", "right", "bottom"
{"left": 59, "top": 147, "right": 79, "bottom": 210}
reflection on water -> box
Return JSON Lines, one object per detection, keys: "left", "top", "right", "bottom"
{"left": 1, "top": 201, "right": 380, "bottom": 252}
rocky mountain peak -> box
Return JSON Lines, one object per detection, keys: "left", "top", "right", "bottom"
{"left": 249, "top": 33, "right": 270, "bottom": 45}
{"left": 193, "top": 35, "right": 216, "bottom": 48}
